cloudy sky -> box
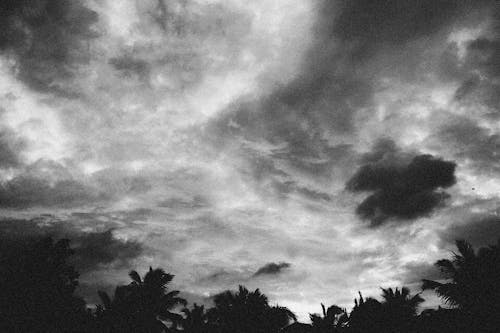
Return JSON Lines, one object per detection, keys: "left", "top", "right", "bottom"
{"left": 0, "top": 0, "right": 500, "bottom": 320}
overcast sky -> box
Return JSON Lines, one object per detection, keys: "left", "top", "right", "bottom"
{"left": 0, "top": 0, "right": 499, "bottom": 321}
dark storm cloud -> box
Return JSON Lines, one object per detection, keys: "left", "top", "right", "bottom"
{"left": 296, "top": 187, "right": 331, "bottom": 202}
{"left": 466, "top": 36, "right": 500, "bottom": 82}
{"left": 253, "top": 262, "right": 291, "bottom": 277}
{"left": 92, "top": 169, "right": 153, "bottom": 196}
{"left": 208, "top": 0, "right": 482, "bottom": 181}
{"left": 330, "top": 0, "right": 471, "bottom": 56}
{"left": 346, "top": 140, "right": 456, "bottom": 226}
{"left": 271, "top": 179, "right": 331, "bottom": 202}
{"left": 399, "top": 261, "right": 441, "bottom": 285}
{"left": 360, "top": 138, "right": 401, "bottom": 164}
{"left": 0, "top": 218, "right": 144, "bottom": 274}
{"left": 446, "top": 2, "right": 500, "bottom": 113}
{"left": 439, "top": 214, "right": 500, "bottom": 248}
{"left": 0, "top": 175, "right": 104, "bottom": 208}
{"left": 199, "top": 270, "right": 235, "bottom": 283}
{"left": 0, "top": 160, "right": 158, "bottom": 209}
{"left": 0, "top": 0, "right": 98, "bottom": 95}
{"left": 70, "top": 229, "right": 143, "bottom": 273}
{"left": 158, "top": 195, "right": 208, "bottom": 209}
{"left": 109, "top": 55, "right": 151, "bottom": 81}
{"left": 0, "top": 129, "right": 24, "bottom": 168}
{"left": 437, "top": 117, "right": 500, "bottom": 173}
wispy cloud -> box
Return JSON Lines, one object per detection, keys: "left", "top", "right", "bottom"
{"left": 0, "top": 0, "right": 499, "bottom": 320}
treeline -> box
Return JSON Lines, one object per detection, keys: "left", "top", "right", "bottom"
{"left": 0, "top": 237, "right": 499, "bottom": 332}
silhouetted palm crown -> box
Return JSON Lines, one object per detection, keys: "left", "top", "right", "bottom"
{"left": 422, "top": 239, "right": 500, "bottom": 331}
{"left": 309, "top": 303, "right": 348, "bottom": 332}
{"left": 98, "top": 267, "right": 186, "bottom": 332}
{"left": 207, "top": 285, "right": 296, "bottom": 333}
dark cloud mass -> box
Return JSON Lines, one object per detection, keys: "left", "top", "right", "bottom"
{"left": 331, "top": 0, "right": 466, "bottom": 50}
{"left": 0, "top": 175, "right": 103, "bottom": 208}
{"left": 437, "top": 117, "right": 500, "bottom": 173}
{"left": 347, "top": 141, "right": 456, "bottom": 226}
{"left": 109, "top": 55, "right": 151, "bottom": 81}
{"left": 0, "top": 0, "right": 500, "bottom": 320}
{"left": 253, "top": 262, "right": 291, "bottom": 277}
{"left": 70, "top": 229, "right": 143, "bottom": 273}
{"left": 448, "top": 2, "right": 500, "bottom": 114}
{"left": 0, "top": 129, "right": 24, "bottom": 168}
{"left": 0, "top": 0, "right": 98, "bottom": 95}
{"left": 400, "top": 261, "right": 441, "bottom": 285}
{"left": 0, "top": 218, "right": 143, "bottom": 274}
{"left": 439, "top": 214, "right": 500, "bottom": 248}
{"left": 207, "top": 0, "right": 487, "bottom": 184}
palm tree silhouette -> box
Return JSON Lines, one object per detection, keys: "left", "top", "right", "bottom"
{"left": 309, "top": 303, "right": 348, "bottom": 332}
{"left": 181, "top": 303, "right": 210, "bottom": 333}
{"left": 267, "top": 305, "right": 298, "bottom": 331}
{"left": 348, "top": 287, "right": 423, "bottom": 333}
{"left": 97, "top": 267, "right": 186, "bottom": 332}
{"left": 348, "top": 292, "right": 384, "bottom": 333}
{"left": 422, "top": 239, "right": 500, "bottom": 331}
{"left": 208, "top": 285, "right": 296, "bottom": 333}
{"left": 379, "top": 287, "right": 423, "bottom": 332}
{"left": 381, "top": 287, "right": 423, "bottom": 315}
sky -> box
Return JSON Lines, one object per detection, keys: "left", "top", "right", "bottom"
{"left": 0, "top": 0, "right": 499, "bottom": 321}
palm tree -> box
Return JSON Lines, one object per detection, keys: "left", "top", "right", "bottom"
{"left": 266, "top": 305, "right": 298, "bottom": 331}
{"left": 381, "top": 287, "right": 423, "bottom": 314}
{"left": 379, "top": 287, "right": 423, "bottom": 332}
{"left": 422, "top": 240, "right": 477, "bottom": 308}
{"left": 97, "top": 267, "right": 186, "bottom": 332}
{"left": 348, "top": 288, "right": 423, "bottom": 333}
{"left": 208, "top": 285, "right": 296, "bottom": 333}
{"left": 181, "top": 303, "right": 210, "bottom": 333}
{"left": 309, "top": 303, "right": 348, "bottom": 332}
{"left": 348, "top": 292, "right": 384, "bottom": 333}
{"left": 422, "top": 239, "right": 500, "bottom": 331}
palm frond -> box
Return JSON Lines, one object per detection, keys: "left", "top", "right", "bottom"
{"left": 435, "top": 259, "right": 456, "bottom": 277}
{"left": 129, "top": 270, "right": 142, "bottom": 284}
{"left": 455, "top": 239, "right": 475, "bottom": 261}
{"left": 162, "top": 295, "right": 187, "bottom": 308}
{"left": 98, "top": 290, "right": 112, "bottom": 309}
{"left": 422, "top": 279, "right": 443, "bottom": 291}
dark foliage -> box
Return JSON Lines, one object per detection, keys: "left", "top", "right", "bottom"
{"left": 205, "top": 285, "right": 296, "bottom": 333}
{"left": 422, "top": 239, "right": 500, "bottom": 332}
{"left": 1, "top": 236, "right": 499, "bottom": 332}
{"left": 0, "top": 237, "right": 92, "bottom": 332}
{"left": 95, "top": 267, "right": 187, "bottom": 332}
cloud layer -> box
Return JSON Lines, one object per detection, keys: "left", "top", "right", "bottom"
{"left": 0, "top": 0, "right": 499, "bottom": 320}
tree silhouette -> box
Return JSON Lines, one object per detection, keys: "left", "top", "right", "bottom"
{"left": 0, "top": 237, "right": 90, "bottom": 332}
{"left": 348, "top": 287, "right": 423, "bottom": 333}
{"left": 3, "top": 234, "right": 500, "bottom": 332}
{"left": 207, "top": 285, "right": 296, "bottom": 333}
{"left": 96, "top": 267, "right": 186, "bottom": 332}
{"left": 348, "top": 292, "right": 384, "bottom": 333}
{"left": 181, "top": 303, "right": 212, "bottom": 333}
{"left": 309, "top": 303, "right": 348, "bottom": 332}
{"left": 414, "top": 307, "right": 465, "bottom": 333}
{"left": 422, "top": 239, "right": 500, "bottom": 331}
{"left": 266, "top": 305, "right": 298, "bottom": 331}
{"left": 379, "top": 287, "right": 423, "bottom": 332}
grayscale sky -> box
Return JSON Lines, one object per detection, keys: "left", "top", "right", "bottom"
{"left": 0, "top": 0, "right": 499, "bottom": 320}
